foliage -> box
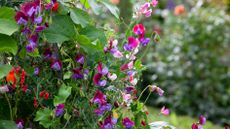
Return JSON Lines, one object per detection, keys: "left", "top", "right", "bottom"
{"left": 143, "top": 5, "right": 230, "bottom": 125}
{"left": 0, "top": 0, "right": 177, "bottom": 129}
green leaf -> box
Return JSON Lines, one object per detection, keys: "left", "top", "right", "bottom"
{"left": 27, "top": 48, "right": 40, "bottom": 57}
{"left": 43, "top": 15, "right": 75, "bottom": 43}
{"left": 0, "top": 7, "right": 18, "bottom": 35}
{"left": 88, "top": 0, "right": 101, "bottom": 15}
{"left": 53, "top": 84, "right": 72, "bottom": 106}
{"left": 80, "top": 0, "right": 90, "bottom": 9}
{"left": 0, "top": 64, "right": 12, "bottom": 79}
{"left": 100, "top": 0, "right": 120, "bottom": 19}
{"left": 0, "top": 34, "right": 17, "bottom": 55}
{"left": 70, "top": 8, "right": 91, "bottom": 27}
{"left": 0, "top": 120, "right": 17, "bottom": 129}
{"left": 75, "top": 35, "right": 103, "bottom": 53}
{"left": 79, "top": 26, "right": 107, "bottom": 46}
{"left": 34, "top": 108, "right": 53, "bottom": 128}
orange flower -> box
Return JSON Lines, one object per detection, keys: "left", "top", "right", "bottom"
{"left": 174, "top": 5, "right": 186, "bottom": 16}
{"left": 110, "top": 0, "right": 120, "bottom": 5}
{"left": 6, "top": 68, "right": 16, "bottom": 87}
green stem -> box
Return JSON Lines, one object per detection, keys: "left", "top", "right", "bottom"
{"left": 138, "top": 85, "right": 150, "bottom": 101}
{"left": 5, "top": 93, "right": 13, "bottom": 120}
{"left": 143, "top": 91, "right": 151, "bottom": 105}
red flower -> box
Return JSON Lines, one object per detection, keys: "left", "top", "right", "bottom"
{"left": 39, "top": 90, "right": 49, "bottom": 100}
{"left": 141, "top": 120, "right": 146, "bottom": 126}
{"left": 20, "top": 69, "right": 26, "bottom": 87}
{"left": 52, "top": 2, "right": 59, "bottom": 12}
{"left": 133, "top": 24, "right": 145, "bottom": 36}
{"left": 33, "top": 97, "right": 38, "bottom": 108}
{"left": 191, "top": 123, "right": 198, "bottom": 129}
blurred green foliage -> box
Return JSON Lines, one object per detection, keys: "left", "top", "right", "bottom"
{"left": 143, "top": 6, "right": 230, "bottom": 125}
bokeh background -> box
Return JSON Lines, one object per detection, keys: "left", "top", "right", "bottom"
{"left": 116, "top": 0, "right": 230, "bottom": 128}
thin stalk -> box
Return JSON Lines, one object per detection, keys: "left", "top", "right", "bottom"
{"left": 5, "top": 93, "right": 13, "bottom": 120}
{"left": 138, "top": 85, "right": 150, "bottom": 101}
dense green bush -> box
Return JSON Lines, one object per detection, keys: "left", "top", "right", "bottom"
{"left": 143, "top": 6, "right": 230, "bottom": 125}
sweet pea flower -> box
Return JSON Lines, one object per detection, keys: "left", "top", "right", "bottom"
{"left": 35, "top": 26, "right": 46, "bottom": 32}
{"left": 0, "top": 85, "right": 9, "bottom": 93}
{"left": 55, "top": 104, "right": 65, "bottom": 117}
{"left": 124, "top": 37, "right": 139, "bottom": 51}
{"left": 72, "top": 68, "right": 84, "bottom": 79}
{"left": 107, "top": 73, "right": 117, "bottom": 81}
{"left": 15, "top": 11, "right": 28, "bottom": 25}
{"left": 120, "top": 61, "right": 133, "bottom": 71}
{"left": 91, "top": 90, "right": 107, "bottom": 106}
{"left": 122, "top": 93, "right": 132, "bottom": 103}
{"left": 151, "top": 0, "right": 158, "bottom": 7}
{"left": 199, "top": 115, "right": 206, "bottom": 125}
{"left": 34, "top": 67, "right": 39, "bottom": 75}
{"left": 34, "top": 16, "right": 42, "bottom": 24}
{"left": 75, "top": 54, "right": 85, "bottom": 65}
{"left": 94, "top": 103, "right": 112, "bottom": 116}
{"left": 110, "top": 48, "right": 123, "bottom": 58}
{"left": 51, "top": 60, "right": 62, "bottom": 71}
{"left": 140, "top": 3, "right": 152, "bottom": 17}
{"left": 149, "top": 85, "right": 164, "bottom": 96}
{"left": 133, "top": 24, "right": 145, "bottom": 36}
{"left": 16, "top": 119, "right": 24, "bottom": 129}
{"left": 100, "top": 114, "right": 117, "bottom": 129}
{"left": 160, "top": 106, "right": 170, "bottom": 116}
{"left": 122, "top": 117, "right": 135, "bottom": 129}
{"left": 43, "top": 48, "right": 52, "bottom": 59}
{"left": 192, "top": 123, "right": 198, "bottom": 129}
{"left": 139, "top": 37, "right": 150, "bottom": 46}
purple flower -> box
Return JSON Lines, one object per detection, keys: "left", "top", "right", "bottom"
{"left": 123, "top": 44, "right": 132, "bottom": 51}
{"left": 26, "top": 43, "right": 36, "bottom": 52}
{"left": 100, "top": 114, "right": 117, "bottom": 129}
{"left": 15, "top": 11, "right": 28, "bottom": 25}
{"left": 34, "top": 67, "right": 39, "bottom": 75}
{"left": 94, "top": 103, "right": 112, "bottom": 116}
{"left": 51, "top": 60, "right": 62, "bottom": 71}
{"left": 91, "top": 90, "right": 107, "bottom": 106}
{"left": 140, "top": 38, "right": 150, "bottom": 46}
{"left": 98, "top": 80, "right": 107, "bottom": 87}
{"left": 199, "top": 115, "right": 206, "bottom": 125}
{"left": 122, "top": 117, "right": 134, "bottom": 129}
{"left": 124, "top": 37, "right": 139, "bottom": 51}
{"left": 72, "top": 68, "right": 84, "bottom": 79}
{"left": 35, "top": 26, "right": 46, "bottom": 32}
{"left": 75, "top": 54, "right": 85, "bottom": 64}
{"left": 34, "top": 16, "right": 42, "bottom": 24}
{"left": 125, "top": 86, "right": 135, "bottom": 94}
{"left": 55, "top": 104, "right": 65, "bottom": 117}
{"left": 29, "top": 34, "right": 38, "bottom": 45}
{"left": 127, "top": 71, "right": 136, "bottom": 76}
{"left": 21, "top": 27, "right": 31, "bottom": 35}
{"left": 16, "top": 119, "right": 24, "bottom": 129}
{"left": 110, "top": 48, "right": 123, "bottom": 58}
{"left": 43, "top": 48, "right": 52, "bottom": 59}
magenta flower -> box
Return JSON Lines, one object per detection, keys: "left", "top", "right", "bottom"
{"left": 21, "top": 27, "right": 31, "bottom": 35}
{"left": 75, "top": 54, "right": 85, "bottom": 65}
{"left": 125, "top": 86, "right": 135, "bottom": 94}
{"left": 72, "top": 68, "right": 84, "bottom": 79}
{"left": 21, "top": 1, "right": 38, "bottom": 17}
{"left": 16, "top": 119, "right": 24, "bottom": 129}
{"left": 35, "top": 26, "right": 46, "bottom": 32}
{"left": 192, "top": 123, "right": 198, "bottom": 129}
{"left": 124, "top": 37, "right": 139, "bottom": 51}
{"left": 152, "top": 0, "right": 158, "bottom": 7}
{"left": 91, "top": 90, "right": 107, "bottom": 106}
{"left": 199, "top": 115, "right": 206, "bottom": 125}
{"left": 122, "top": 117, "right": 135, "bottom": 129}
{"left": 160, "top": 106, "right": 170, "bottom": 116}
{"left": 26, "top": 43, "right": 36, "bottom": 52}
{"left": 51, "top": 60, "right": 62, "bottom": 71}
{"left": 93, "top": 63, "right": 108, "bottom": 86}
{"left": 133, "top": 24, "right": 145, "bottom": 36}
{"left": 100, "top": 114, "right": 117, "bottom": 129}
{"left": 15, "top": 11, "right": 28, "bottom": 25}
{"left": 55, "top": 104, "right": 65, "bottom": 117}
{"left": 93, "top": 73, "right": 103, "bottom": 86}
{"left": 120, "top": 61, "right": 133, "bottom": 71}
{"left": 43, "top": 48, "right": 52, "bottom": 59}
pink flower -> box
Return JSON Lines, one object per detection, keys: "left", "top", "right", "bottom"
{"left": 160, "top": 106, "right": 170, "bottom": 116}
{"left": 140, "top": 2, "right": 152, "bottom": 17}
{"left": 122, "top": 117, "right": 135, "bottom": 129}
{"left": 191, "top": 123, "right": 198, "bottom": 129}
{"left": 133, "top": 24, "right": 145, "bottom": 36}
{"left": 152, "top": 0, "right": 158, "bottom": 7}
{"left": 51, "top": 60, "right": 62, "bottom": 71}
{"left": 124, "top": 37, "right": 139, "bottom": 51}
{"left": 91, "top": 90, "right": 107, "bottom": 106}
{"left": 149, "top": 85, "right": 164, "bottom": 96}
{"left": 120, "top": 61, "right": 133, "bottom": 71}
{"left": 199, "top": 115, "right": 206, "bottom": 125}
{"left": 122, "top": 93, "right": 131, "bottom": 103}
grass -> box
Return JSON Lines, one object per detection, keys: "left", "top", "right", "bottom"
{"left": 146, "top": 106, "right": 222, "bottom": 129}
